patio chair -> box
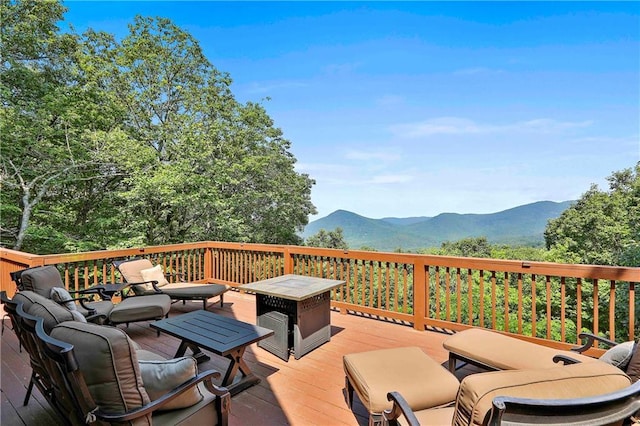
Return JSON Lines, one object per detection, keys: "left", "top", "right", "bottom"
{"left": 443, "top": 328, "right": 640, "bottom": 382}
{"left": 11, "top": 265, "right": 171, "bottom": 328}
{"left": 10, "top": 293, "right": 230, "bottom": 425}
{"left": 382, "top": 361, "right": 638, "bottom": 426}
{"left": 114, "top": 258, "right": 229, "bottom": 310}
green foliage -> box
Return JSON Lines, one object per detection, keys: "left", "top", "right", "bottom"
{"left": 545, "top": 163, "right": 640, "bottom": 266}
{"left": 305, "top": 227, "right": 348, "bottom": 249}
{"left": 1, "top": 2, "right": 315, "bottom": 253}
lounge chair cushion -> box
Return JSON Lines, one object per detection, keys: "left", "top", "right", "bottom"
{"left": 118, "top": 259, "right": 156, "bottom": 289}
{"left": 108, "top": 294, "right": 171, "bottom": 324}
{"left": 20, "top": 265, "right": 64, "bottom": 298}
{"left": 599, "top": 341, "right": 635, "bottom": 369}
{"left": 140, "top": 264, "right": 169, "bottom": 290}
{"left": 343, "top": 346, "right": 459, "bottom": 414}
{"left": 139, "top": 357, "right": 203, "bottom": 411}
{"left": 453, "top": 361, "right": 632, "bottom": 426}
{"left": 51, "top": 321, "right": 152, "bottom": 425}
{"left": 13, "top": 291, "right": 75, "bottom": 333}
{"left": 625, "top": 341, "right": 640, "bottom": 382}
{"left": 444, "top": 328, "right": 597, "bottom": 370}
{"left": 49, "top": 286, "right": 76, "bottom": 311}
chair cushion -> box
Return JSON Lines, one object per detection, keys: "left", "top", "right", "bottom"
{"left": 444, "top": 328, "right": 597, "bottom": 370}
{"left": 118, "top": 259, "right": 154, "bottom": 286}
{"left": 140, "top": 265, "right": 169, "bottom": 290}
{"left": 13, "top": 291, "right": 75, "bottom": 333}
{"left": 50, "top": 287, "right": 76, "bottom": 311}
{"left": 453, "top": 361, "right": 632, "bottom": 426}
{"left": 625, "top": 341, "right": 640, "bottom": 383}
{"left": 139, "top": 357, "right": 203, "bottom": 411}
{"left": 160, "top": 282, "right": 228, "bottom": 299}
{"left": 152, "top": 382, "right": 219, "bottom": 426}
{"left": 21, "top": 266, "right": 65, "bottom": 298}
{"left": 599, "top": 341, "right": 635, "bottom": 369}
{"left": 109, "top": 294, "right": 171, "bottom": 324}
{"left": 344, "top": 346, "right": 459, "bottom": 414}
{"left": 50, "top": 321, "right": 152, "bottom": 424}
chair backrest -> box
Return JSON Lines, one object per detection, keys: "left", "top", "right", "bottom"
{"left": 489, "top": 379, "right": 640, "bottom": 425}
{"left": 13, "top": 266, "right": 65, "bottom": 298}
{"left": 114, "top": 258, "right": 154, "bottom": 283}
{"left": 11, "top": 297, "right": 95, "bottom": 425}
{"left": 114, "top": 258, "right": 156, "bottom": 295}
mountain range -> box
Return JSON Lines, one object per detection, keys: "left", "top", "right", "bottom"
{"left": 301, "top": 201, "right": 574, "bottom": 252}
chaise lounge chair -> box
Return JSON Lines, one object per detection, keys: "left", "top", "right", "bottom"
{"left": 443, "top": 328, "right": 640, "bottom": 381}
{"left": 10, "top": 265, "right": 171, "bottom": 328}
{"left": 114, "top": 258, "right": 229, "bottom": 310}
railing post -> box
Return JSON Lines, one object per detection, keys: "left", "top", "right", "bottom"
{"left": 283, "top": 246, "right": 293, "bottom": 274}
{"left": 413, "top": 257, "right": 426, "bottom": 331}
{"left": 204, "top": 246, "right": 213, "bottom": 281}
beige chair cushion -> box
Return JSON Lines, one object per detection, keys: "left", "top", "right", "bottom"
{"left": 109, "top": 294, "right": 170, "bottom": 324}
{"left": 50, "top": 322, "right": 152, "bottom": 425}
{"left": 139, "top": 357, "right": 203, "bottom": 411}
{"left": 20, "top": 266, "right": 64, "bottom": 298}
{"left": 344, "top": 346, "right": 459, "bottom": 414}
{"left": 118, "top": 259, "right": 155, "bottom": 290}
{"left": 444, "top": 328, "right": 597, "bottom": 370}
{"left": 13, "top": 291, "right": 75, "bottom": 333}
{"left": 452, "top": 361, "right": 632, "bottom": 426}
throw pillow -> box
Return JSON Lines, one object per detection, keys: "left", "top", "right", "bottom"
{"left": 70, "top": 310, "right": 88, "bottom": 323}
{"left": 139, "top": 265, "right": 169, "bottom": 291}
{"left": 139, "top": 357, "right": 203, "bottom": 411}
{"left": 625, "top": 341, "right": 640, "bottom": 382}
{"left": 599, "top": 341, "right": 635, "bottom": 370}
{"left": 50, "top": 287, "right": 77, "bottom": 311}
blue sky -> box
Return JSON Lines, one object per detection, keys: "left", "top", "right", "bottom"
{"left": 64, "top": 1, "right": 640, "bottom": 220}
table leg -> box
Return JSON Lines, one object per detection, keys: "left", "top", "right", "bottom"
{"left": 175, "top": 341, "right": 211, "bottom": 364}
{"left": 222, "top": 346, "right": 261, "bottom": 396}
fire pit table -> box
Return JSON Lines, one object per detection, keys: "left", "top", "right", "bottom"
{"left": 242, "top": 274, "right": 345, "bottom": 360}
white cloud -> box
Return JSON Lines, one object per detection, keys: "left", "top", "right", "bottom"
{"left": 344, "top": 149, "right": 401, "bottom": 162}
{"left": 390, "top": 117, "right": 593, "bottom": 138}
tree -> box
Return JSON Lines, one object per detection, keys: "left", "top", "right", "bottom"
{"left": 0, "top": 0, "right": 124, "bottom": 252}
{"left": 305, "top": 228, "right": 349, "bottom": 249}
{"left": 545, "top": 163, "right": 640, "bottom": 266}
{"left": 2, "top": 6, "right": 315, "bottom": 253}
{"left": 83, "top": 16, "right": 315, "bottom": 246}
{"left": 438, "top": 237, "right": 492, "bottom": 258}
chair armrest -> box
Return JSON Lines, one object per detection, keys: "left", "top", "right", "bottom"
{"left": 383, "top": 391, "right": 421, "bottom": 426}
{"left": 571, "top": 332, "right": 617, "bottom": 353}
{"left": 93, "top": 369, "right": 230, "bottom": 423}
{"left": 52, "top": 296, "right": 98, "bottom": 316}
{"left": 123, "top": 280, "right": 164, "bottom": 294}
{"left": 553, "top": 354, "right": 581, "bottom": 365}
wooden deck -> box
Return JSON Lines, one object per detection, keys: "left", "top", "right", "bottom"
{"left": 1, "top": 290, "right": 465, "bottom": 426}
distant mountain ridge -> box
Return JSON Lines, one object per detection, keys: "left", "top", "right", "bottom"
{"left": 302, "top": 201, "right": 574, "bottom": 251}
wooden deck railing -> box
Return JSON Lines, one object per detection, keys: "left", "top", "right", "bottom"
{"left": 1, "top": 242, "right": 638, "bottom": 353}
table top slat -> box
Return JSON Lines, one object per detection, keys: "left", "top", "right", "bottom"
{"left": 151, "top": 310, "right": 273, "bottom": 356}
